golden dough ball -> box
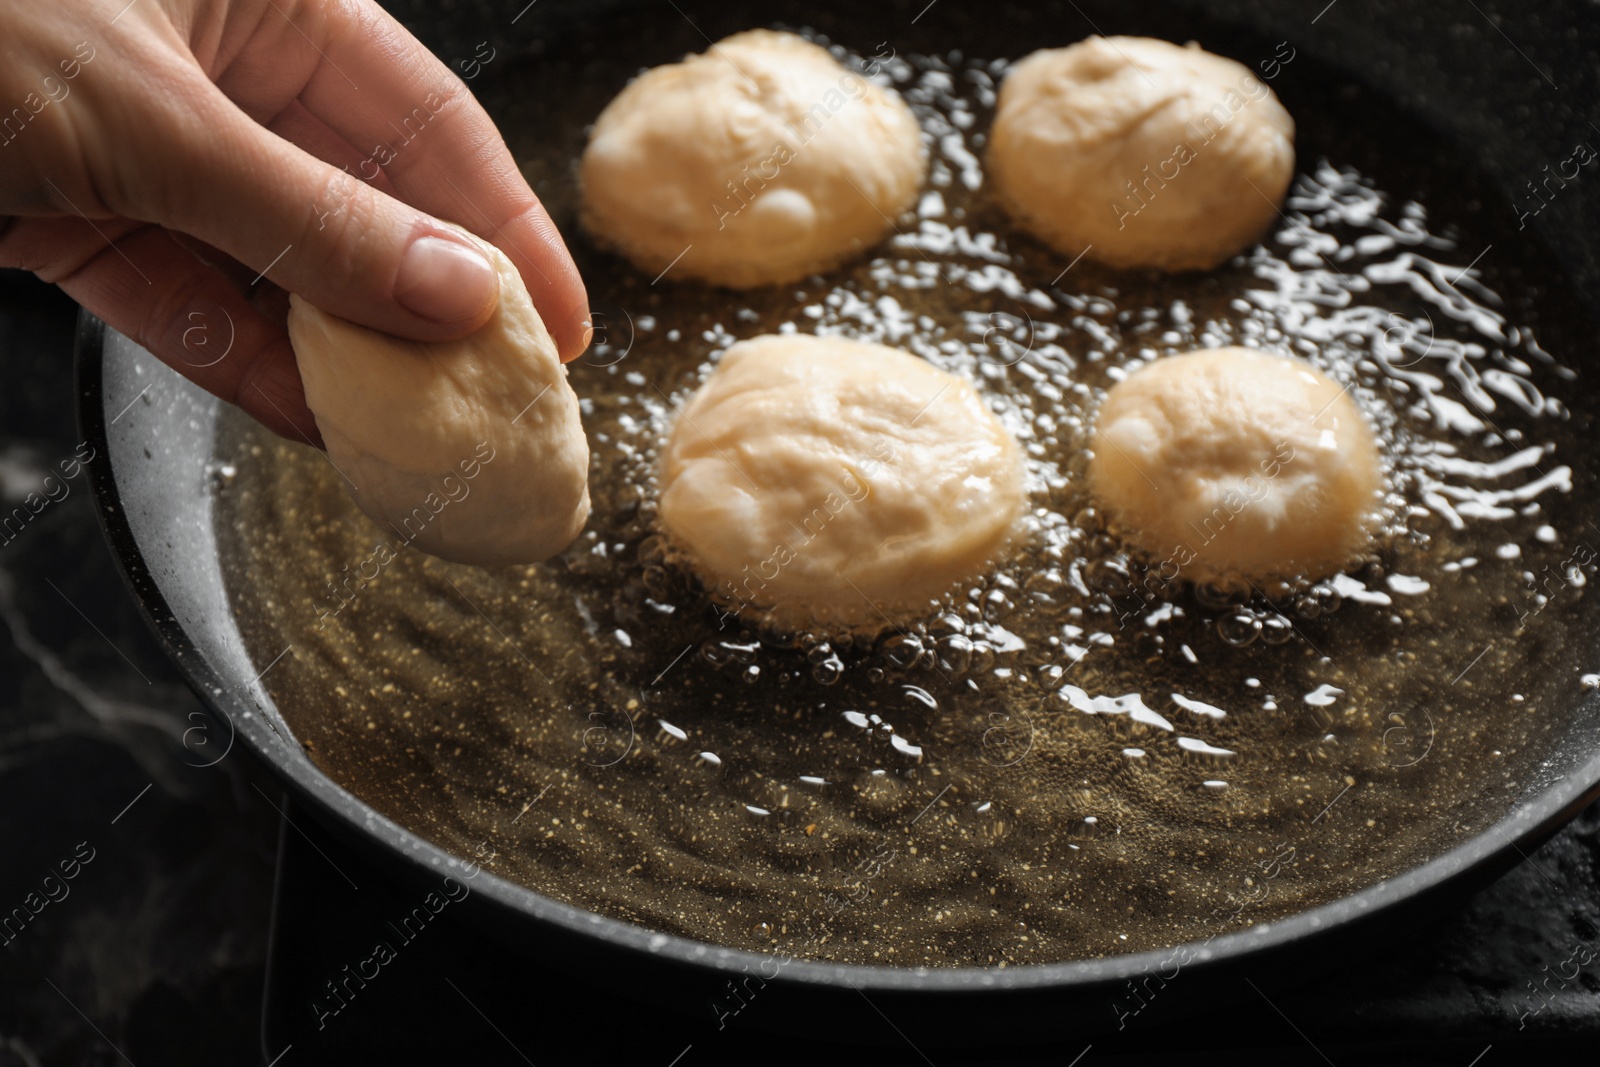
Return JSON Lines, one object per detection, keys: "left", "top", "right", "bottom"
{"left": 287, "top": 233, "right": 589, "bottom": 567}
{"left": 658, "top": 334, "right": 1025, "bottom": 629}
{"left": 988, "top": 37, "right": 1295, "bottom": 271}
{"left": 580, "top": 30, "right": 925, "bottom": 288}
{"left": 1088, "top": 347, "right": 1382, "bottom": 585}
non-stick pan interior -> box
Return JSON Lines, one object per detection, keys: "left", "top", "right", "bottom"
{"left": 80, "top": 0, "right": 1600, "bottom": 1005}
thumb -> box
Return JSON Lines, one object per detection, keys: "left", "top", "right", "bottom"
{"left": 147, "top": 84, "right": 500, "bottom": 341}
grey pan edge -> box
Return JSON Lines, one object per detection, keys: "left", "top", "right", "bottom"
{"left": 74, "top": 312, "right": 1600, "bottom": 995}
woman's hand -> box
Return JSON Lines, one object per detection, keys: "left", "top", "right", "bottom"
{"left": 0, "top": 0, "right": 590, "bottom": 444}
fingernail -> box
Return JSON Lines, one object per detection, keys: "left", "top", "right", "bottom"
{"left": 581, "top": 320, "right": 595, "bottom": 350}
{"left": 395, "top": 234, "right": 499, "bottom": 324}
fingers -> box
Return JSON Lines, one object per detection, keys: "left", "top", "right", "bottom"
{"left": 114, "top": 65, "right": 503, "bottom": 345}
{"left": 149, "top": 102, "right": 394, "bottom": 295}
{"left": 2, "top": 215, "right": 321, "bottom": 446}
{"left": 282, "top": 1, "right": 591, "bottom": 360}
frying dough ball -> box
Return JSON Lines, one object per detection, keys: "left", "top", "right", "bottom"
{"left": 658, "top": 334, "right": 1025, "bottom": 628}
{"left": 988, "top": 37, "right": 1295, "bottom": 271}
{"left": 1088, "top": 348, "right": 1382, "bottom": 585}
{"left": 287, "top": 233, "right": 590, "bottom": 568}
{"left": 580, "top": 30, "right": 925, "bottom": 288}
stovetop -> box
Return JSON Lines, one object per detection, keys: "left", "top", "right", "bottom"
{"left": 3, "top": 265, "right": 1599, "bottom": 1064}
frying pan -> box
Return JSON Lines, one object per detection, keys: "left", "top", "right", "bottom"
{"left": 75, "top": 0, "right": 1600, "bottom": 1049}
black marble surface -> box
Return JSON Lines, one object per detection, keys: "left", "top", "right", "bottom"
{"left": 4, "top": 236, "right": 1600, "bottom": 1063}
{"left": 0, "top": 268, "right": 279, "bottom": 1065}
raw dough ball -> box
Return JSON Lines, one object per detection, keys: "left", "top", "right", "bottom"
{"left": 287, "top": 234, "right": 590, "bottom": 568}
{"left": 580, "top": 30, "right": 925, "bottom": 288}
{"left": 988, "top": 37, "right": 1295, "bottom": 271}
{"left": 658, "top": 334, "right": 1025, "bottom": 628}
{"left": 1087, "top": 348, "right": 1382, "bottom": 585}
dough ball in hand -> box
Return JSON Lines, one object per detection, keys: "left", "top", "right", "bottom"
{"left": 988, "top": 37, "right": 1295, "bottom": 271}
{"left": 287, "top": 234, "right": 590, "bottom": 568}
{"left": 1088, "top": 348, "right": 1382, "bottom": 586}
{"left": 658, "top": 334, "right": 1025, "bottom": 629}
{"left": 580, "top": 30, "right": 925, "bottom": 288}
